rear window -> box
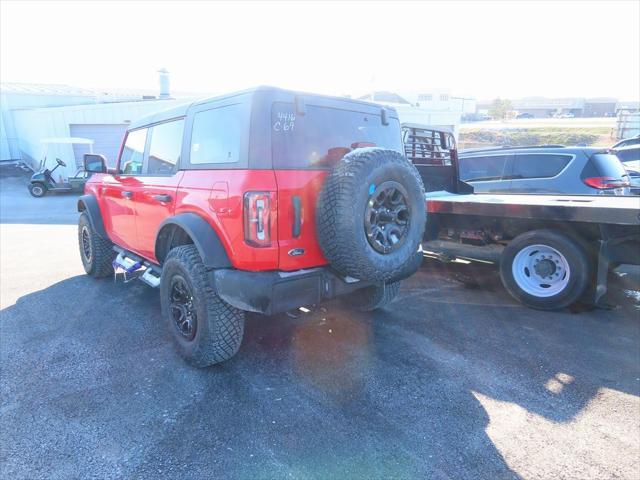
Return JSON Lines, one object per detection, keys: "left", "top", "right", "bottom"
{"left": 271, "top": 103, "right": 402, "bottom": 169}
{"left": 511, "top": 153, "right": 571, "bottom": 179}
{"left": 459, "top": 155, "right": 509, "bottom": 182}
{"left": 581, "top": 153, "right": 628, "bottom": 179}
{"left": 615, "top": 147, "right": 639, "bottom": 164}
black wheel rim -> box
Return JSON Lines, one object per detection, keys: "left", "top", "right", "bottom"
{"left": 364, "top": 181, "right": 411, "bottom": 254}
{"left": 169, "top": 275, "right": 197, "bottom": 341}
{"left": 81, "top": 225, "right": 92, "bottom": 263}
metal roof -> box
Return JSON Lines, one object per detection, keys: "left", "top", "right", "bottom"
{"left": 1, "top": 82, "right": 96, "bottom": 96}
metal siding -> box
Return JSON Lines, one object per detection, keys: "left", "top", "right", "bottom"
{"left": 69, "top": 124, "right": 128, "bottom": 168}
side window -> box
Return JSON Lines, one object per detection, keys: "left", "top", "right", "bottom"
{"left": 119, "top": 128, "right": 147, "bottom": 175}
{"left": 459, "top": 155, "right": 509, "bottom": 182}
{"left": 512, "top": 154, "right": 571, "bottom": 179}
{"left": 190, "top": 104, "right": 242, "bottom": 165}
{"left": 147, "top": 119, "right": 185, "bottom": 175}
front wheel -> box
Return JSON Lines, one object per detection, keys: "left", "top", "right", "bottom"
{"left": 78, "top": 212, "right": 115, "bottom": 278}
{"left": 500, "top": 230, "right": 590, "bottom": 310}
{"left": 160, "top": 245, "right": 245, "bottom": 367}
{"left": 28, "top": 182, "right": 47, "bottom": 198}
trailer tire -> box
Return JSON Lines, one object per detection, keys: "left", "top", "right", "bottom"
{"left": 160, "top": 245, "right": 245, "bottom": 367}
{"left": 78, "top": 211, "right": 115, "bottom": 278}
{"left": 317, "top": 148, "right": 426, "bottom": 282}
{"left": 344, "top": 281, "right": 401, "bottom": 311}
{"left": 500, "top": 230, "right": 590, "bottom": 310}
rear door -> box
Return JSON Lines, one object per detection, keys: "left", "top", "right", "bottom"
{"left": 458, "top": 154, "right": 512, "bottom": 193}
{"left": 132, "top": 118, "right": 186, "bottom": 261}
{"left": 271, "top": 102, "right": 404, "bottom": 271}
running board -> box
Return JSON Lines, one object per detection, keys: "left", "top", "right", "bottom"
{"left": 112, "top": 247, "right": 162, "bottom": 288}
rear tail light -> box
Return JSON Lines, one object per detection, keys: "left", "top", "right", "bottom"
{"left": 583, "top": 176, "right": 630, "bottom": 189}
{"left": 244, "top": 192, "right": 272, "bottom": 247}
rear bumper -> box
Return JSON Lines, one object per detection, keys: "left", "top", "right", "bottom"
{"left": 210, "top": 267, "right": 374, "bottom": 315}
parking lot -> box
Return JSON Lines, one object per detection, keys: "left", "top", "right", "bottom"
{"left": 1, "top": 165, "right": 639, "bottom": 479}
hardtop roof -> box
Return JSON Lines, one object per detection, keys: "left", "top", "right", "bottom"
{"left": 127, "top": 86, "right": 398, "bottom": 130}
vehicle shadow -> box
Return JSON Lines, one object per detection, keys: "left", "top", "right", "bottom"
{"left": 3, "top": 272, "right": 638, "bottom": 479}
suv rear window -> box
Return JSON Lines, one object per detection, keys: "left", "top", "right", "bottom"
{"left": 271, "top": 103, "right": 402, "bottom": 169}
{"left": 511, "top": 153, "right": 571, "bottom": 179}
{"left": 581, "top": 153, "right": 628, "bottom": 179}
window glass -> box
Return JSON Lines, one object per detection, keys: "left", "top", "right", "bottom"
{"left": 190, "top": 104, "right": 242, "bottom": 165}
{"left": 119, "top": 128, "right": 147, "bottom": 174}
{"left": 459, "top": 155, "right": 509, "bottom": 182}
{"left": 272, "top": 103, "right": 403, "bottom": 169}
{"left": 512, "top": 154, "right": 571, "bottom": 179}
{"left": 147, "top": 119, "right": 184, "bottom": 174}
{"left": 615, "top": 147, "right": 639, "bottom": 163}
{"left": 587, "top": 154, "right": 628, "bottom": 178}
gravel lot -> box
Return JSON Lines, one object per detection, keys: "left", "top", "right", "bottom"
{"left": 1, "top": 164, "right": 639, "bottom": 479}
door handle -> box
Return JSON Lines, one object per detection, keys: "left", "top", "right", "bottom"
{"left": 121, "top": 191, "right": 133, "bottom": 199}
{"left": 153, "top": 194, "right": 172, "bottom": 203}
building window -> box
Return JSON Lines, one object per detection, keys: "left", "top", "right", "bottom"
{"left": 440, "top": 94, "right": 449, "bottom": 102}
{"left": 418, "top": 94, "right": 433, "bottom": 101}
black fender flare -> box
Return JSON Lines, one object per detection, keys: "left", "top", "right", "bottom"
{"left": 155, "top": 213, "right": 232, "bottom": 269}
{"left": 77, "top": 195, "right": 108, "bottom": 239}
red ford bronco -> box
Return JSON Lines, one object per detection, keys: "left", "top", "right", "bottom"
{"left": 79, "top": 87, "right": 425, "bottom": 366}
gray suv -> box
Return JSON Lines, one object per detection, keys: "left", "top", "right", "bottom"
{"left": 458, "top": 146, "right": 631, "bottom": 195}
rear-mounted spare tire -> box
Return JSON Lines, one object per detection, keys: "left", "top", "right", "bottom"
{"left": 316, "top": 148, "right": 426, "bottom": 282}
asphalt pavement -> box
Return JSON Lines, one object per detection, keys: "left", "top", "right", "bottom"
{"left": 1, "top": 164, "right": 639, "bottom": 479}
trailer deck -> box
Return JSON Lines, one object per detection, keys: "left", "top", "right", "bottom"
{"left": 426, "top": 192, "right": 640, "bottom": 226}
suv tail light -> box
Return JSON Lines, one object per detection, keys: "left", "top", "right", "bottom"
{"left": 582, "top": 176, "right": 630, "bottom": 189}
{"left": 244, "top": 192, "right": 272, "bottom": 247}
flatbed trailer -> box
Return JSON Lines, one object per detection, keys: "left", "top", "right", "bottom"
{"left": 402, "top": 123, "right": 640, "bottom": 310}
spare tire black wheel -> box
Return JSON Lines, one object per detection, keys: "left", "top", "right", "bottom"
{"left": 317, "top": 148, "right": 426, "bottom": 282}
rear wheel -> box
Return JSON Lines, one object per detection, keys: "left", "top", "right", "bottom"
{"left": 28, "top": 182, "right": 47, "bottom": 198}
{"left": 78, "top": 212, "right": 115, "bottom": 278}
{"left": 160, "top": 245, "right": 245, "bottom": 367}
{"left": 500, "top": 230, "right": 590, "bottom": 310}
{"left": 344, "top": 281, "right": 401, "bottom": 311}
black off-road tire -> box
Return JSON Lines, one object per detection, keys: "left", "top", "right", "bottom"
{"left": 317, "top": 148, "right": 426, "bottom": 282}
{"left": 160, "top": 245, "right": 245, "bottom": 367}
{"left": 78, "top": 211, "right": 115, "bottom": 278}
{"left": 344, "top": 281, "right": 401, "bottom": 312}
{"left": 28, "top": 182, "right": 47, "bottom": 198}
{"left": 500, "top": 230, "right": 590, "bottom": 310}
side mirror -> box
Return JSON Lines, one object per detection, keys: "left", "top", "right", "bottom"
{"left": 84, "top": 153, "right": 107, "bottom": 173}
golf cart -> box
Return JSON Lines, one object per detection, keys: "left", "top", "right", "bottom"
{"left": 28, "top": 137, "right": 94, "bottom": 198}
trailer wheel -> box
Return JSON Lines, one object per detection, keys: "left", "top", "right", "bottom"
{"left": 500, "top": 230, "right": 590, "bottom": 310}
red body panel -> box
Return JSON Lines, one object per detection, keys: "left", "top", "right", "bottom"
{"left": 175, "top": 170, "right": 280, "bottom": 271}
{"left": 273, "top": 170, "right": 329, "bottom": 270}
{"left": 87, "top": 167, "right": 331, "bottom": 272}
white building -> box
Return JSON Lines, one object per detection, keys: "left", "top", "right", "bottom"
{"left": 357, "top": 89, "right": 475, "bottom": 137}
{"left": 0, "top": 71, "right": 189, "bottom": 179}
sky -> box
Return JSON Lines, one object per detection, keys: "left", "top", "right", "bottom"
{"left": 1, "top": 0, "right": 639, "bottom": 101}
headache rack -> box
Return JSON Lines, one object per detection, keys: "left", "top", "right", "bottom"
{"left": 403, "top": 125, "right": 453, "bottom": 166}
